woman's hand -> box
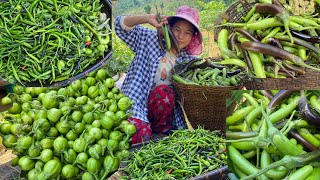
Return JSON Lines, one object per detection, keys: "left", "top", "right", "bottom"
{"left": 123, "top": 14, "right": 168, "bottom": 29}
{"left": 147, "top": 14, "right": 168, "bottom": 28}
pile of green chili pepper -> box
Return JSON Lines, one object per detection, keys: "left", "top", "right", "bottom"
{"left": 226, "top": 90, "right": 320, "bottom": 179}
{"left": 0, "top": 0, "right": 111, "bottom": 86}
{"left": 172, "top": 67, "right": 244, "bottom": 87}
{"left": 216, "top": 0, "right": 320, "bottom": 78}
{"left": 122, "top": 127, "right": 227, "bottom": 180}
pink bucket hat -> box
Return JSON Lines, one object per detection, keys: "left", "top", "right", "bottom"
{"left": 167, "top": 5, "right": 203, "bottom": 55}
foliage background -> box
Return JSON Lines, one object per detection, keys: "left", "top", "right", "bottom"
{"left": 107, "top": 0, "right": 236, "bottom": 76}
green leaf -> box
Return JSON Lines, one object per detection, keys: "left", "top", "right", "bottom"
{"left": 226, "top": 90, "right": 247, "bottom": 108}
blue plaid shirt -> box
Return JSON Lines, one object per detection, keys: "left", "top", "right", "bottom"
{"left": 114, "top": 16, "right": 196, "bottom": 130}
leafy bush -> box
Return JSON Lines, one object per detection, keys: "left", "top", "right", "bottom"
{"left": 106, "top": 33, "right": 135, "bottom": 77}
{"left": 198, "top": 0, "right": 226, "bottom": 31}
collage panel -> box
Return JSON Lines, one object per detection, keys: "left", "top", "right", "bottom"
{"left": 0, "top": 0, "right": 233, "bottom": 179}
{"left": 220, "top": 0, "right": 320, "bottom": 179}
{"left": 0, "top": 0, "right": 112, "bottom": 87}
{"left": 1, "top": 0, "right": 237, "bottom": 178}
{"left": 226, "top": 89, "right": 320, "bottom": 179}
{"left": 0, "top": 0, "right": 127, "bottom": 179}
{"left": 111, "top": 0, "right": 232, "bottom": 179}
{"left": 1, "top": 0, "right": 320, "bottom": 179}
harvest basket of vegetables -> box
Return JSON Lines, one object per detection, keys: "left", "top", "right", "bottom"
{"left": 120, "top": 127, "right": 228, "bottom": 180}
{"left": 172, "top": 58, "right": 244, "bottom": 133}
{"left": 214, "top": 0, "right": 320, "bottom": 90}
{"left": 0, "top": 0, "right": 112, "bottom": 87}
{"left": 226, "top": 90, "right": 320, "bottom": 179}
{"left": 0, "top": 68, "right": 136, "bottom": 179}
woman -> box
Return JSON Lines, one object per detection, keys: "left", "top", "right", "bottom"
{"left": 115, "top": 5, "right": 203, "bottom": 144}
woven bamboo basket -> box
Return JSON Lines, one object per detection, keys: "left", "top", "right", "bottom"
{"left": 173, "top": 81, "right": 242, "bottom": 134}
{"left": 214, "top": 0, "right": 320, "bottom": 90}
{"left": 243, "top": 69, "right": 320, "bottom": 90}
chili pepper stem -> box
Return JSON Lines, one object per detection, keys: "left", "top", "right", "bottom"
{"left": 214, "top": 23, "right": 246, "bottom": 28}
{"left": 261, "top": 100, "right": 306, "bottom": 156}
{"left": 302, "top": 64, "right": 320, "bottom": 72}
{"left": 93, "top": 174, "right": 99, "bottom": 180}
{"left": 279, "top": 110, "right": 296, "bottom": 135}
{"left": 242, "top": 150, "right": 320, "bottom": 180}
{"left": 271, "top": 58, "right": 295, "bottom": 78}
{"left": 284, "top": 19, "right": 294, "bottom": 43}
{"left": 74, "top": 14, "right": 101, "bottom": 42}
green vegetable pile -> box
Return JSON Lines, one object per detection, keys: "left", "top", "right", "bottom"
{"left": 0, "top": 0, "right": 111, "bottom": 86}
{"left": 0, "top": 69, "right": 136, "bottom": 179}
{"left": 226, "top": 90, "right": 320, "bottom": 179}
{"left": 172, "top": 66, "right": 243, "bottom": 87}
{"left": 216, "top": 0, "right": 320, "bottom": 78}
{"left": 122, "top": 127, "right": 227, "bottom": 180}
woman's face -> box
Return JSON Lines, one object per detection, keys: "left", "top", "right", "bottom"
{"left": 171, "top": 20, "right": 195, "bottom": 50}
